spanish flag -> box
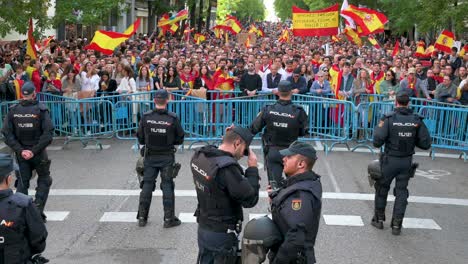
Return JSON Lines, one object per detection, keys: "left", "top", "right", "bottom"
{"left": 248, "top": 25, "right": 258, "bottom": 34}
{"left": 85, "top": 19, "right": 141, "bottom": 55}
{"left": 257, "top": 28, "right": 265, "bottom": 37}
{"left": 213, "top": 26, "right": 223, "bottom": 38}
{"left": 425, "top": 45, "right": 435, "bottom": 57}
{"left": 218, "top": 15, "right": 242, "bottom": 35}
{"left": 332, "top": 35, "right": 340, "bottom": 42}
{"left": 391, "top": 40, "right": 400, "bottom": 57}
{"left": 434, "top": 30, "right": 454, "bottom": 54}
{"left": 245, "top": 35, "right": 252, "bottom": 48}
{"left": 415, "top": 40, "right": 426, "bottom": 57}
{"left": 344, "top": 26, "right": 362, "bottom": 46}
{"left": 368, "top": 36, "right": 381, "bottom": 49}
{"left": 341, "top": 5, "right": 388, "bottom": 36}
{"left": 459, "top": 44, "right": 468, "bottom": 56}
{"left": 26, "top": 18, "right": 37, "bottom": 60}
{"left": 157, "top": 9, "right": 189, "bottom": 27}
{"left": 194, "top": 33, "right": 206, "bottom": 45}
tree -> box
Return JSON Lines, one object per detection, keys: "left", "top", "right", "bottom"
{"left": 273, "top": 0, "right": 308, "bottom": 21}
{"left": 53, "top": 0, "right": 127, "bottom": 27}
{"left": 233, "top": 0, "right": 265, "bottom": 23}
{"left": 216, "top": 0, "right": 241, "bottom": 21}
{"left": 0, "top": 0, "right": 50, "bottom": 37}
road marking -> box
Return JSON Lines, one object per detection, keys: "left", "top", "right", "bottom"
{"left": 99, "top": 212, "right": 136, "bottom": 223}
{"left": 28, "top": 189, "right": 468, "bottom": 207}
{"left": 323, "top": 215, "right": 364, "bottom": 226}
{"left": 415, "top": 169, "right": 451, "bottom": 180}
{"left": 45, "top": 211, "right": 70, "bottom": 221}
{"left": 178, "top": 213, "right": 196, "bottom": 223}
{"left": 403, "top": 218, "right": 442, "bottom": 230}
{"left": 315, "top": 141, "right": 324, "bottom": 151}
{"left": 322, "top": 157, "right": 341, "bottom": 193}
{"left": 47, "top": 146, "right": 64, "bottom": 151}
{"left": 84, "top": 144, "right": 111, "bottom": 150}
{"left": 249, "top": 213, "right": 271, "bottom": 220}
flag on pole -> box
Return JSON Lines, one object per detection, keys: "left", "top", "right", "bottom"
{"left": 157, "top": 10, "right": 188, "bottom": 27}
{"left": 26, "top": 18, "right": 37, "bottom": 60}
{"left": 341, "top": 5, "right": 388, "bottom": 35}
{"left": 344, "top": 26, "right": 362, "bottom": 46}
{"left": 340, "top": 0, "right": 356, "bottom": 29}
{"left": 368, "top": 36, "right": 381, "bottom": 49}
{"left": 85, "top": 19, "right": 141, "bottom": 55}
{"left": 194, "top": 33, "right": 206, "bottom": 45}
{"left": 391, "top": 40, "right": 400, "bottom": 57}
{"left": 434, "top": 30, "right": 454, "bottom": 53}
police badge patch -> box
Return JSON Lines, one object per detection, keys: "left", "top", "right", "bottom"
{"left": 291, "top": 199, "right": 302, "bottom": 211}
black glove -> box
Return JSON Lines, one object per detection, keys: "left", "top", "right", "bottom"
{"left": 31, "top": 254, "right": 49, "bottom": 264}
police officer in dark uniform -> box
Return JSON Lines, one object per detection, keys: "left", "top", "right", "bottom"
{"left": 1, "top": 82, "right": 54, "bottom": 222}
{"left": 250, "top": 80, "right": 309, "bottom": 190}
{"left": 191, "top": 125, "right": 260, "bottom": 264}
{"left": 372, "top": 90, "right": 431, "bottom": 235}
{"left": 136, "top": 89, "right": 185, "bottom": 228}
{"left": 269, "top": 141, "right": 322, "bottom": 264}
{"left": 0, "top": 153, "right": 49, "bottom": 264}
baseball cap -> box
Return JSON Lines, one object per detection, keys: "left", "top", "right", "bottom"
{"left": 231, "top": 126, "right": 254, "bottom": 156}
{"left": 154, "top": 89, "right": 169, "bottom": 99}
{"left": 280, "top": 141, "right": 317, "bottom": 160}
{"left": 277, "top": 80, "right": 292, "bottom": 92}
{"left": 0, "top": 153, "right": 15, "bottom": 178}
{"left": 21, "top": 82, "right": 35, "bottom": 96}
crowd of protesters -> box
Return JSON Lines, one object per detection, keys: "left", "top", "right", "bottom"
{"left": 0, "top": 22, "right": 467, "bottom": 106}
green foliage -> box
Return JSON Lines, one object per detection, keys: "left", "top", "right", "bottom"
{"left": 54, "top": 0, "right": 127, "bottom": 26}
{"left": 233, "top": 0, "right": 265, "bottom": 22}
{"left": 274, "top": 0, "right": 309, "bottom": 21}
{"left": 0, "top": 0, "right": 50, "bottom": 37}
{"left": 217, "top": 0, "right": 241, "bottom": 21}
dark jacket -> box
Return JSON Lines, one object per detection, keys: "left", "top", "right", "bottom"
{"left": 270, "top": 171, "right": 322, "bottom": 264}
{"left": 0, "top": 189, "right": 48, "bottom": 264}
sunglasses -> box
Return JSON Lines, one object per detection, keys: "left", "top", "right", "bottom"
{"left": 322, "top": 69, "right": 328, "bottom": 72}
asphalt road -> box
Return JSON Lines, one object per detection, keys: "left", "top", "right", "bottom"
{"left": 7, "top": 138, "right": 468, "bottom": 264}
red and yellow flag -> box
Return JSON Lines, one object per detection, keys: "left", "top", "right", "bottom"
{"left": 85, "top": 19, "right": 141, "bottom": 55}
{"left": 218, "top": 15, "right": 242, "bottom": 35}
{"left": 26, "top": 18, "right": 37, "bottom": 60}
{"left": 340, "top": 5, "right": 388, "bottom": 36}
{"left": 368, "top": 36, "right": 381, "bottom": 49}
{"left": 391, "top": 40, "right": 400, "bottom": 57}
{"left": 278, "top": 29, "right": 290, "bottom": 43}
{"left": 415, "top": 40, "right": 426, "bottom": 57}
{"left": 157, "top": 10, "right": 188, "bottom": 27}
{"left": 434, "top": 30, "right": 454, "bottom": 53}
{"left": 194, "top": 33, "right": 206, "bottom": 45}
{"left": 344, "top": 26, "right": 362, "bottom": 46}
{"left": 292, "top": 4, "right": 339, "bottom": 37}
{"left": 245, "top": 35, "right": 252, "bottom": 48}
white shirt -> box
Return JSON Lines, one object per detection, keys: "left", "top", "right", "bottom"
{"left": 117, "top": 76, "right": 136, "bottom": 93}
{"left": 80, "top": 72, "right": 99, "bottom": 91}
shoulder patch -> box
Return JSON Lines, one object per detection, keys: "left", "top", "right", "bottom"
{"left": 291, "top": 199, "right": 302, "bottom": 211}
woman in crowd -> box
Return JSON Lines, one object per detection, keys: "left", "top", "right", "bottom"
{"left": 379, "top": 70, "right": 399, "bottom": 99}
{"left": 42, "top": 70, "right": 62, "bottom": 95}
{"left": 80, "top": 61, "right": 99, "bottom": 93}
{"left": 164, "top": 66, "right": 181, "bottom": 92}
{"left": 153, "top": 65, "right": 165, "bottom": 90}
{"left": 61, "top": 65, "right": 81, "bottom": 98}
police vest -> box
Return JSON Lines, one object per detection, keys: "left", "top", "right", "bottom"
{"left": 0, "top": 193, "right": 32, "bottom": 264}
{"left": 271, "top": 177, "right": 322, "bottom": 263}
{"left": 10, "top": 102, "right": 47, "bottom": 148}
{"left": 384, "top": 112, "right": 421, "bottom": 157}
{"left": 191, "top": 151, "right": 244, "bottom": 232}
{"left": 263, "top": 103, "right": 303, "bottom": 147}
{"left": 143, "top": 111, "right": 178, "bottom": 152}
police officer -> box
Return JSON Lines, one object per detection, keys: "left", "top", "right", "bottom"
{"left": 1, "top": 82, "right": 54, "bottom": 222}
{"left": 136, "top": 89, "right": 185, "bottom": 228}
{"left": 372, "top": 90, "right": 431, "bottom": 235}
{"left": 269, "top": 141, "right": 322, "bottom": 264}
{"left": 250, "top": 80, "right": 309, "bottom": 190}
{"left": 191, "top": 125, "right": 260, "bottom": 263}
{"left": 0, "top": 153, "right": 48, "bottom": 264}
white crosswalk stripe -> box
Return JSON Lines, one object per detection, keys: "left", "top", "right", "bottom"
{"left": 99, "top": 212, "right": 137, "bottom": 223}
{"left": 323, "top": 214, "right": 364, "bottom": 227}
{"left": 402, "top": 218, "right": 442, "bottom": 230}
{"left": 44, "top": 211, "right": 70, "bottom": 221}
{"left": 178, "top": 213, "right": 196, "bottom": 223}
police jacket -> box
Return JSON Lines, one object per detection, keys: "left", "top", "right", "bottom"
{"left": 1, "top": 100, "right": 54, "bottom": 155}
{"left": 0, "top": 189, "right": 47, "bottom": 264}
{"left": 270, "top": 171, "right": 322, "bottom": 264}
{"left": 191, "top": 146, "right": 260, "bottom": 232}
{"left": 137, "top": 108, "right": 185, "bottom": 153}
{"left": 250, "top": 100, "right": 309, "bottom": 147}
{"left": 373, "top": 107, "right": 431, "bottom": 157}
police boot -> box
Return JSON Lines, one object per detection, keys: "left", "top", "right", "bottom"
{"left": 163, "top": 209, "right": 181, "bottom": 228}
{"left": 371, "top": 210, "right": 385, "bottom": 230}
{"left": 137, "top": 205, "right": 149, "bottom": 227}
{"left": 391, "top": 218, "right": 403, "bottom": 235}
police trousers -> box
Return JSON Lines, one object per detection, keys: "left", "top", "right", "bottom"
{"left": 197, "top": 226, "right": 240, "bottom": 264}
{"left": 138, "top": 154, "right": 175, "bottom": 219}
{"left": 374, "top": 155, "right": 412, "bottom": 219}
{"left": 265, "top": 147, "right": 286, "bottom": 189}
{"left": 16, "top": 151, "right": 52, "bottom": 210}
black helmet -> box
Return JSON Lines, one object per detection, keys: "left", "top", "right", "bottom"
{"left": 368, "top": 159, "right": 381, "bottom": 179}
{"left": 243, "top": 216, "right": 282, "bottom": 248}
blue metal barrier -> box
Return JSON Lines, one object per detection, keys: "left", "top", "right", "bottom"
{"left": 417, "top": 106, "right": 468, "bottom": 161}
